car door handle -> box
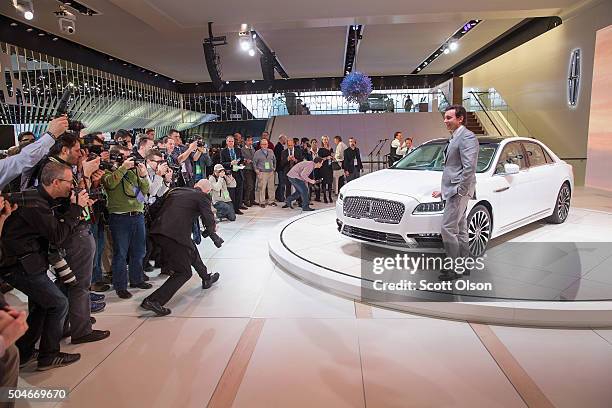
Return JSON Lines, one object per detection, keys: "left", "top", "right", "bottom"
{"left": 494, "top": 187, "right": 510, "bottom": 193}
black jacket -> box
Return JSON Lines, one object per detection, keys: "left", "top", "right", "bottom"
{"left": 150, "top": 188, "right": 216, "bottom": 249}
{"left": 220, "top": 147, "right": 244, "bottom": 174}
{"left": 343, "top": 147, "right": 363, "bottom": 172}
{"left": 280, "top": 147, "right": 303, "bottom": 172}
{"left": 273, "top": 143, "right": 285, "bottom": 172}
{"left": 0, "top": 186, "right": 81, "bottom": 262}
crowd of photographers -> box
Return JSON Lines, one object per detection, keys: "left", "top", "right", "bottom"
{"left": 0, "top": 116, "right": 362, "bottom": 399}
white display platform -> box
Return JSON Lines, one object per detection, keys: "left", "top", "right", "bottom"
{"left": 269, "top": 208, "right": 612, "bottom": 328}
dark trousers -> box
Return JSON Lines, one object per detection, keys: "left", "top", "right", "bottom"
{"left": 3, "top": 270, "right": 68, "bottom": 361}
{"left": 345, "top": 169, "right": 361, "bottom": 183}
{"left": 286, "top": 177, "right": 310, "bottom": 210}
{"left": 229, "top": 171, "right": 244, "bottom": 211}
{"left": 109, "top": 213, "right": 146, "bottom": 291}
{"left": 58, "top": 228, "right": 95, "bottom": 339}
{"left": 146, "top": 235, "right": 209, "bottom": 306}
{"left": 91, "top": 222, "right": 105, "bottom": 283}
{"left": 275, "top": 170, "right": 286, "bottom": 201}
{"left": 243, "top": 169, "right": 256, "bottom": 205}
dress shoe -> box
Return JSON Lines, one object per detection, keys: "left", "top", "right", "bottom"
{"left": 235, "top": 209, "right": 244, "bottom": 215}
{"left": 91, "top": 301, "right": 106, "bottom": 313}
{"left": 91, "top": 282, "right": 110, "bottom": 292}
{"left": 140, "top": 298, "right": 171, "bottom": 316}
{"left": 303, "top": 207, "right": 315, "bottom": 212}
{"left": 260, "top": 204, "right": 266, "bottom": 208}
{"left": 0, "top": 282, "right": 14, "bottom": 294}
{"left": 130, "top": 282, "right": 153, "bottom": 289}
{"left": 116, "top": 289, "right": 132, "bottom": 299}
{"left": 240, "top": 205, "right": 248, "bottom": 210}
{"left": 143, "top": 264, "right": 154, "bottom": 273}
{"left": 72, "top": 329, "right": 111, "bottom": 344}
{"left": 282, "top": 203, "right": 293, "bottom": 209}
{"left": 270, "top": 202, "right": 277, "bottom": 206}
{"left": 37, "top": 352, "right": 81, "bottom": 371}
{"left": 90, "top": 292, "right": 105, "bottom": 302}
{"left": 202, "top": 272, "right": 220, "bottom": 289}
{"left": 438, "top": 271, "right": 459, "bottom": 281}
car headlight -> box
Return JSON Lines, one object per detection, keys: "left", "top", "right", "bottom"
{"left": 412, "top": 201, "right": 445, "bottom": 214}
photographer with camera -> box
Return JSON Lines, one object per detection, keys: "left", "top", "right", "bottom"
{"left": 208, "top": 164, "right": 237, "bottom": 222}
{"left": 142, "top": 149, "right": 173, "bottom": 272}
{"left": 283, "top": 157, "right": 324, "bottom": 212}
{"left": 102, "top": 144, "right": 152, "bottom": 299}
{"left": 140, "top": 179, "right": 220, "bottom": 316}
{"left": 0, "top": 162, "right": 91, "bottom": 371}
{"left": 20, "top": 132, "right": 111, "bottom": 343}
{"left": 168, "top": 130, "right": 198, "bottom": 187}
{"left": 0, "top": 116, "right": 69, "bottom": 191}
{"left": 113, "top": 129, "right": 133, "bottom": 150}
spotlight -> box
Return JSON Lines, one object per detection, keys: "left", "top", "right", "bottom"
{"left": 240, "top": 38, "right": 251, "bottom": 51}
{"left": 225, "top": 81, "right": 230, "bottom": 84}
{"left": 443, "top": 48, "right": 450, "bottom": 54}
{"left": 449, "top": 41, "right": 458, "bottom": 51}
{"left": 251, "top": 79, "right": 255, "bottom": 83}
{"left": 13, "top": 0, "right": 34, "bottom": 20}
{"left": 248, "top": 48, "right": 255, "bottom": 57}
{"left": 55, "top": 6, "right": 77, "bottom": 35}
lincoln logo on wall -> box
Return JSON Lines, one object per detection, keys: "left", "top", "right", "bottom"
{"left": 568, "top": 48, "right": 581, "bottom": 107}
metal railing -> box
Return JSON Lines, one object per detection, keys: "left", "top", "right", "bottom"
{"left": 462, "top": 90, "right": 532, "bottom": 137}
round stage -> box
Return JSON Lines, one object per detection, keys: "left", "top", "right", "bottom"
{"left": 268, "top": 207, "right": 612, "bottom": 327}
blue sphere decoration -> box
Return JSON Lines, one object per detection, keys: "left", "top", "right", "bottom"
{"left": 340, "top": 71, "right": 372, "bottom": 104}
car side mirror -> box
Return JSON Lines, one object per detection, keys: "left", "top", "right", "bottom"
{"left": 504, "top": 163, "right": 520, "bottom": 174}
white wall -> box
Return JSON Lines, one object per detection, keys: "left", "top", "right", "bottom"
{"left": 269, "top": 112, "right": 447, "bottom": 159}
{"left": 463, "top": 0, "right": 612, "bottom": 186}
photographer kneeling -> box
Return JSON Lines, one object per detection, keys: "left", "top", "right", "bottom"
{"left": 208, "top": 164, "right": 237, "bottom": 222}
{"left": 141, "top": 180, "right": 220, "bottom": 316}
{"left": 0, "top": 162, "right": 88, "bottom": 371}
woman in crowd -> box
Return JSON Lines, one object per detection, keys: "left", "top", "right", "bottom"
{"left": 309, "top": 139, "right": 320, "bottom": 201}
{"left": 317, "top": 136, "right": 334, "bottom": 203}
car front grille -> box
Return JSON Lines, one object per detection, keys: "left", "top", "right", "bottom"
{"left": 343, "top": 196, "right": 405, "bottom": 224}
{"left": 342, "top": 225, "right": 407, "bottom": 246}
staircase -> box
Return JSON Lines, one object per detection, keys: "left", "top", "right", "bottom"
{"left": 465, "top": 111, "right": 485, "bottom": 135}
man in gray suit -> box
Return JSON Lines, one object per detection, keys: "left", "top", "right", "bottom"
{"left": 432, "top": 105, "right": 479, "bottom": 280}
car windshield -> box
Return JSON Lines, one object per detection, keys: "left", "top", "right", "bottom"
{"left": 391, "top": 142, "right": 498, "bottom": 172}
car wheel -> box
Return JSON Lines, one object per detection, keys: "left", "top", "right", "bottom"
{"left": 546, "top": 183, "right": 571, "bottom": 224}
{"left": 467, "top": 204, "right": 491, "bottom": 257}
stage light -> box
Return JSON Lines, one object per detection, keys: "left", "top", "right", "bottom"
{"left": 449, "top": 41, "right": 458, "bottom": 51}
{"left": 14, "top": 0, "right": 35, "bottom": 20}
{"left": 240, "top": 38, "right": 251, "bottom": 51}
{"left": 251, "top": 79, "right": 255, "bottom": 83}
{"left": 225, "top": 81, "right": 230, "bottom": 84}
{"left": 248, "top": 48, "right": 255, "bottom": 57}
{"left": 443, "top": 48, "right": 450, "bottom": 54}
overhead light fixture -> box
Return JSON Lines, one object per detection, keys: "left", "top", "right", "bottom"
{"left": 251, "top": 79, "right": 255, "bottom": 83}
{"left": 13, "top": 0, "right": 34, "bottom": 20}
{"left": 411, "top": 19, "right": 481, "bottom": 74}
{"left": 240, "top": 38, "right": 251, "bottom": 51}
{"left": 248, "top": 48, "right": 256, "bottom": 57}
{"left": 225, "top": 81, "right": 230, "bottom": 84}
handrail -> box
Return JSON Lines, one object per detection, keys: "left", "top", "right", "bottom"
{"left": 468, "top": 91, "right": 503, "bottom": 136}
{"left": 468, "top": 90, "right": 532, "bottom": 137}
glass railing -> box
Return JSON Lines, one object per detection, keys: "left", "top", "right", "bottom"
{"left": 182, "top": 88, "right": 449, "bottom": 121}
{"left": 463, "top": 90, "right": 531, "bottom": 137}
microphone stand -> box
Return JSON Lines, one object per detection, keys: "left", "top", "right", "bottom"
{"left": 367, "top": 139, "right": 384, "bottom": 174}
{"left": 374, "top": 139, "right": 388, "bottom": 170}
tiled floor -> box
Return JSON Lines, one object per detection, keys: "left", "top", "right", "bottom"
{"left": 8, "top": 193, "right": 612, "bottom": 408}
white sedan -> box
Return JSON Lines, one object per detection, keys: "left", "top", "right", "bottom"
{"left": 336, "top": 136, "right": 574, "bottom": 256}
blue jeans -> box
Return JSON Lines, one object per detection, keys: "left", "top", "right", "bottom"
{"left": 90, "top": 222, "right": 105, "bottom": 283}
{"left": 286, "top": 177, "right": 310, "bottom": 210}
{"left": 3, "top": 269, "right": 68, "bottom": 361}
{"left": 214, "top": 202, "right": 236, "bottom": 221}
{"left": 109, "top": 213, "right": 146, "bottom": 291}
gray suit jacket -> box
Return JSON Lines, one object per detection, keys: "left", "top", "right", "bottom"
{"left": 441, "top": 126, "right": 479, "bottom": 200}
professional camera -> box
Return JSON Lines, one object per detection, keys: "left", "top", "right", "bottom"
{"left": 56, "top": 87, "right": 86, "bottom": 135}
{"left": 201, "top": 228, "right": 224, "bottom": 248}
{"left": 99, "top": 161, "right": 114, "bottom": 171}
{"left": 48, "top": 247, "right": 77, "bottom": 287}
{"left": 103, "top": 140, "right": 118, "bottom": 150}
{"left": 110, "top": 153, "right": 125, "bottom": 163}
{"left": 86, "top": 144, "right": 103, "bottom": 155}
{"left": 188, "top": 137, "right": 205, "bottom": 148}
{"left": 130, "top": 154, "right": 145, "bottom": 165}
{"left": 1, "top": 190, "right": 47, "bottom": 208}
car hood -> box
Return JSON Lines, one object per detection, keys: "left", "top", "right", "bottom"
{"left": 342, "top": 169, "right": 443, "bottom": 203}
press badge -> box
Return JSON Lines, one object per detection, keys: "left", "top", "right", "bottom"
{"left": 264, "top": 161, "right": 271, "bottom": 170}
{"left": 223, "top": 190, "right": 231, "bottom": 200}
